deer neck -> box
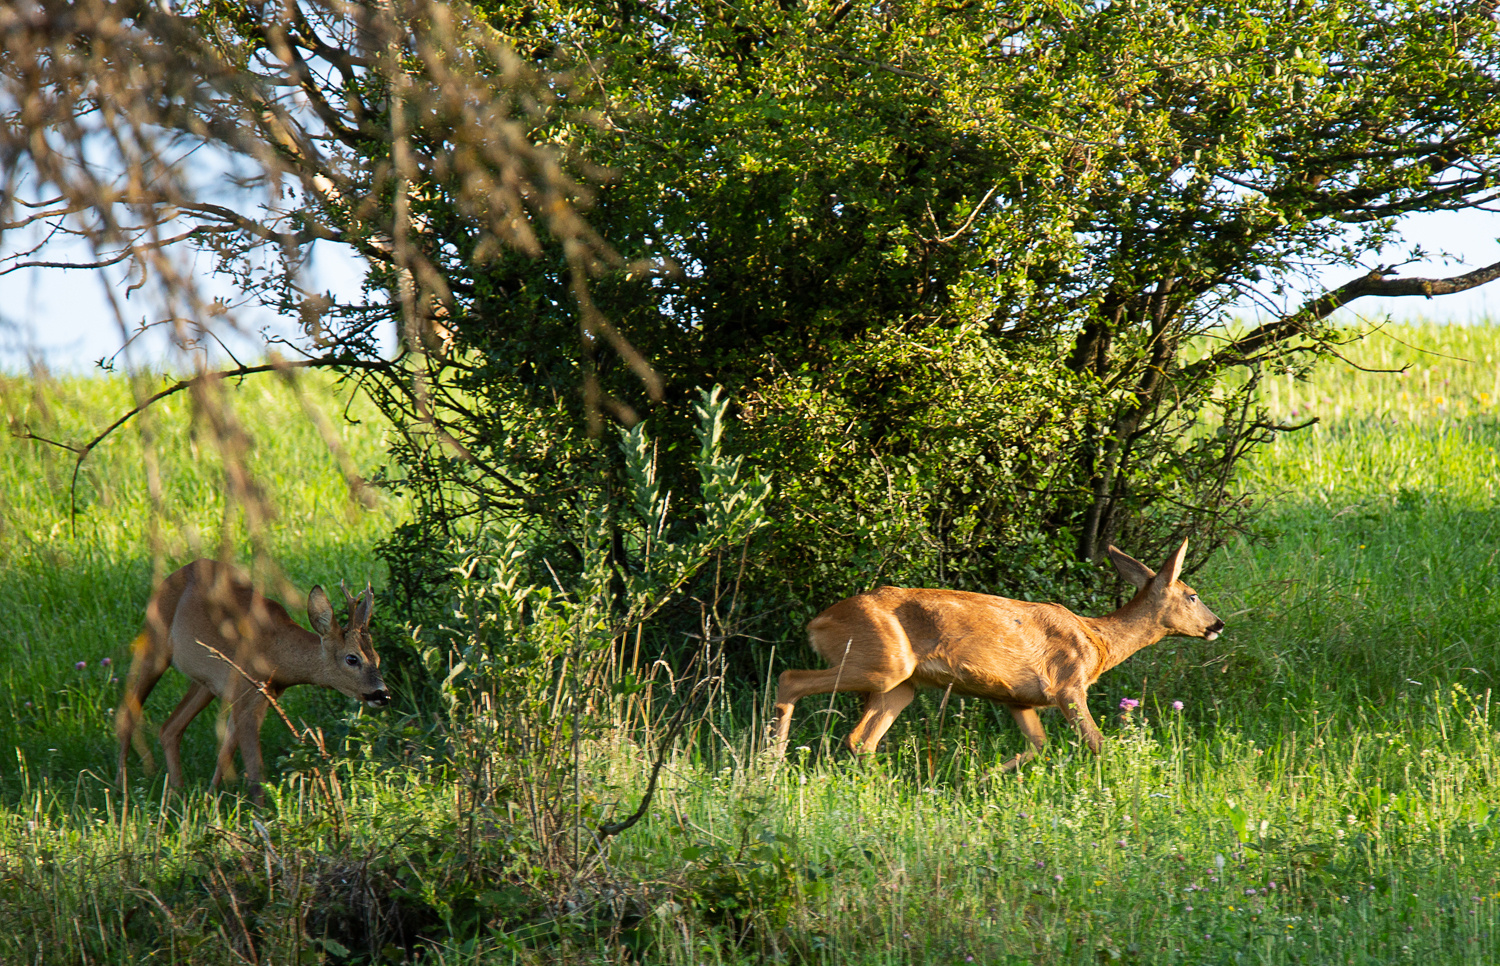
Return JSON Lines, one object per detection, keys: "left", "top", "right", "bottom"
{"left": 266, "top": 626, "right": 322, "bottom": 688}
{"left": 1082, "top": 596, "right": 1169, "bottom": 677}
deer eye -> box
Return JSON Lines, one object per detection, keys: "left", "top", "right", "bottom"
{"left": 1187, "top": 594, "right": 1199, "bottom": 602}
{"left": 345, "top": 654, "right": 361, "bottom": 668}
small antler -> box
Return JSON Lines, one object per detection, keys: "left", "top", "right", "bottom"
{"left": 350, "top": 581, "right": 374, "bottom": 629}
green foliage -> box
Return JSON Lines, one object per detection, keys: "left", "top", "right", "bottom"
{"left": 323, "top": 0, "right": 1500, "bottom": 632}
{"left": 670, "top": 815, "right": 850, "bottom": 940}
{"left": 428, "top": 387, "right": 772, "bottom": 863}
{"left": 741, "top": 321, "right": 1098, "bottom": 603}
{"left": 1, "top": 324, "right": 1500, "bottom": 963}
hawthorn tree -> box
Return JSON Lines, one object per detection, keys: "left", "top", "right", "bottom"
{"left": 6, "top": 0, "right": 1500, "bottom": 614}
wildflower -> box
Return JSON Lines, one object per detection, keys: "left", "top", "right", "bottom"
{"left": 1116, "top": 839, "right": 1127, "bottom": 848}
{"left": 1034, "top": 859, "right": 1046, "bottom": 870}
{"left": 1245, "top": 888, "right": 1258, "bottom": 896}
{"left": 1054, "top": 874, "right": 1063, "bottom": 883}
{"left": 100, "top": 657, "right": 112, "bottom": 667}
{"left": 74, "top": 661, "right": 86, "bottom": 671}
{"left": 1171, "top": 700, "right": 1184, "bottom": 711}
{"left": 1118, "top": 697, "right": 1139, "bottom": 712}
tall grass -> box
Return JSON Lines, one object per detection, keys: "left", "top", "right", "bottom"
{"left": 1, "top": 326, "right": 1499, "bottom": 964}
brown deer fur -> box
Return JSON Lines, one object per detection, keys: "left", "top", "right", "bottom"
{"left": 115, "top": 559, "right": 390, "bottom": 801}
{"left": 771, "top": 539, "right": 1223, "bottom": 768}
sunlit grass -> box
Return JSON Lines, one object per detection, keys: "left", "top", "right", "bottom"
{"left": 0, "top": 370, "right": 403, "bottom": 802}
{"left": 621, "top": 683, "right": 1500, "bottom": 964}
{"left": 2, "top": 325, "right": 1500, "bottom": 963}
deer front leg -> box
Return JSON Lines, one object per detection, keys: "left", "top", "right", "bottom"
{"left": 1056, "top": 688, "right": 1104, "bottom": 755}
{"left": 999, "top": 705, "right": 1048, "bottom": 772}
{"left": 210, "top": 711, "right": 239, "bottom": 787}
{"left": 231, "top": 693, "right": 273, "bottom": 804}
{"left": 115, "top": 629, "right": 173, "bottom": 783}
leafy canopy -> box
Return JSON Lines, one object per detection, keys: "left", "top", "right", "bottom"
{"left": 5, "top": 0, "right": 1500, "bottom": 614}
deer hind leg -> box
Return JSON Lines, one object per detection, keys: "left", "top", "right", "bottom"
{"left": 1055, "top": 687, "right": 1104, "bottom": 755}
{"left": 999, "top": 705, "right": 1048, "bottom": 772}
{"left": 846, "top": 681, "right": 917, "bottom": 754}
{"left": 771, "top": 666, "right": 912, "bottom": 753}
{"left": 158, "top": 682, "right": 216, "bottom": 789}
{"left": 115, "top": 628, "right": 174, "bottom": 781}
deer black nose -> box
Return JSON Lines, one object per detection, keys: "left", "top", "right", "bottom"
{"left": 1208, "top": 619, "right": 1225, "bottom": 634}
{"left": 363, "top": 689, "right": 391, "bottom": 708}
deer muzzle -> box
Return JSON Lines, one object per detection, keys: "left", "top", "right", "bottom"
{"left": 363, "top": 688, "right": 392, "bottom": 708}
{"left": 1204, "top": 618, "right": 1225, "bottom": 641}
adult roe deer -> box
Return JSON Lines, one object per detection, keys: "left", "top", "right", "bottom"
{"left": 115, "top": 559, "right": 391, "bottom": 801}
{"left": 771, "top": 539, "right": 1223, "bottom": 768}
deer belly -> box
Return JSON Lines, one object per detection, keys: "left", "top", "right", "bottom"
{"left": 171, "top": 649, "right": 226, "bottom": 693}
{"left": 912, "top": 656, "right": 1043, "bottom": 704}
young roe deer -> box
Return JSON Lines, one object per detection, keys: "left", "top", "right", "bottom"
{"left": 115, "top": 558, "right": 391, "bottom": 801}
{"left": 771, "top": 539, "right": 1223, "bottom": 768}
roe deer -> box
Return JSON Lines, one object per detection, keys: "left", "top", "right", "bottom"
{"left": 115, "top": 559, "right": 391, "bottom": 801}
{"left": 771, "top": 539, "right": 1222, "bottom": 768}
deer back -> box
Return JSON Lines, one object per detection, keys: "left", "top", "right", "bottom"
{"left": 807, "top": 586, "right": 1107, "bottom": 707}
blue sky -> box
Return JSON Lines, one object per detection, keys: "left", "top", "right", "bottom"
{"left": 3, "top": 207, "right": 1499, "bottom": 372}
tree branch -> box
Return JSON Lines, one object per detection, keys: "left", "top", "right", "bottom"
{"left": 1190, "top": 257, "right": 1500, "bottom": 379}
{"left": 11, "top": 355, "right": 391, "bottom": 529}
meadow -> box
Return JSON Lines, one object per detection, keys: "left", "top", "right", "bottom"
{"left": 0, "top": 324, "right": 1498, "bottom": 964}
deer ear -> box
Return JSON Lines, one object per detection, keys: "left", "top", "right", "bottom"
{"left": 1154, "top": 538, "right": 1189, "bottom": 588}
{"left": 308, "top": 585, "right": 335, "bottom": 635}
{"left": 1106, "top": 546, "right": 1156, "bottom": 590}
{"left": 351, "top": 583, "right": 374, "bottom": 629}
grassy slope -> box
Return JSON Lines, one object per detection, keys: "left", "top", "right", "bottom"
{"left": 628, "top": 322, "right": 1500, "bottom": 965}
{"left": 0, "top": 326, "right": 1497, "bottom": 964}
{"left": 0, "top": 370, "right": 402, "bottom": 799}
{"left": 639, "top": 324, "right": 1500, "bottom": 966}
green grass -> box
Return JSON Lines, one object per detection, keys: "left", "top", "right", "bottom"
{"left": 2, "top": 327, "right": 1500, "bottom": 964}
{"left": 0, "top": 370, "right": 403, "bottom": 801}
